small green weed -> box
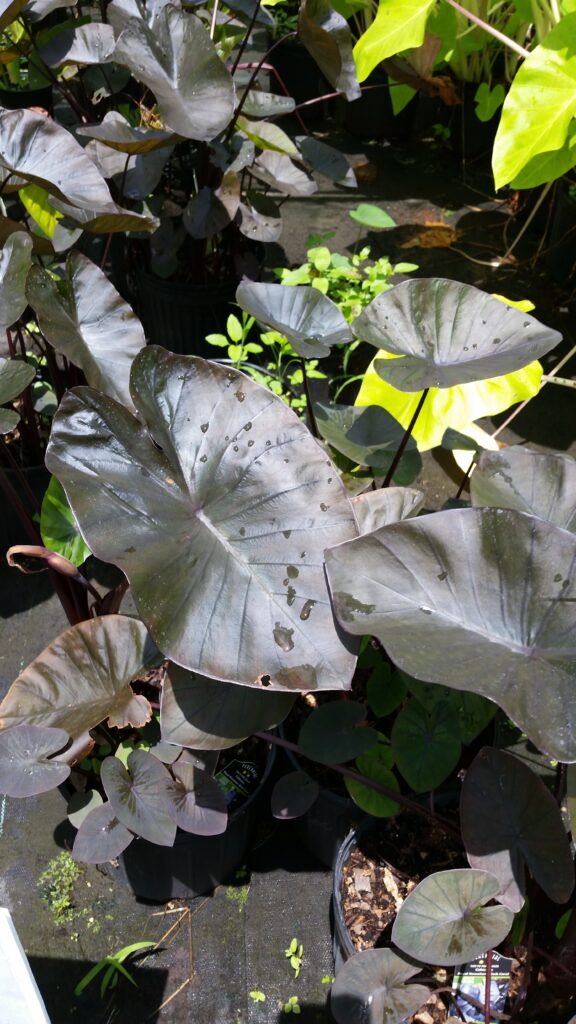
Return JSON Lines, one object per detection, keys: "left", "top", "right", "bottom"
{"left": 37, "top": 851, "right": 83, "bottom": 926}
{"left": 285, "top": 938, "right": 303, "bottom": 978}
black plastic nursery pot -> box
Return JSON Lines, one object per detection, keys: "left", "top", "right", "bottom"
{"left": 133, "top": 269, "right": 238, "bottom": 358}
{"left": 332, "top": 813, "right": 465, "bottom": 970}
{"left": 282, "top": 735, "right": 364, "bottom": 870}
{"left": 546, "top": 181, "right": 576, "bottom": 286}
{"left": 109, "top": 742, "right": 276, "bottom": 901}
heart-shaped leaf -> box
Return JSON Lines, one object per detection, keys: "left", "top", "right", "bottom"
{"left": 403, "top": 675, "right": 496, "bottom": 746}
{"left": 169, "top": 761, "right": 228, "bottom": 835}
{"left": 0, "top": 356, "right": 35, "bottom": 405}
{"left": 0, "top": 724, "right": 70, "bottom": 796}
{"left": 392, "top": 869, "right": 514, "bottom": 965}
{"left": 38, "top": 23, "right": 115, "bottom": 66}
{"left": 236, "top": 283, "right": 352, "bottom": 359}
{"left": 298, "top": 0, "right": 361, "bottom": 101}
{"left": 40, "top": 475, "right": 92, "bottom": 567}
{"left": 349, "top": 204, "right": 395, "bottom": 229}
{"left": 353, "top": 279, "right": 562, "bottom": 391}
{"left": 471, "top": 447, "right": 576, "bottom": 533}
{"left": 236, "top": 117, "right": 298, "bottom": 156}
{"left": 72, "top": 801, "right": 134, "bottom": 863}
{"left": 0, "top": 109, "right": 156, "bottom": 233}
{"left": 461, "top": 747, "right": 575, "bottom": 911}
{"left": 345, "top": 741, "right": 400, "bottom": 816}
{"left": 237, "top": 193, "right": 282, "bottom": 242}
{"left": 351, "top": 487, "right": 424, "bottom": 534}
{"left": 296, "top": 136, "right": 356, "bottom": 186}
{"left": 85, "top": 139, "right": 172, "bottom": 201}
{"left": 27, "top": 254, "right": 145, "bottom": 411}
{"left": 102, "top": 748, "right": 177, "bottom": 846}
{"left": 77, "top": 111, "right": 175, "bottom": 153}
{"left": 391, "top": 699, "right": 461, "bottom": 792}
{"left": 114, "top": 5, "right": 235, "bottom": 140}
{"left": 330, "top": 948, "right": 430, "bottom": 1024}
{"left": 298, "top": 700, "right": 378, "bottom": 764}
{"left": 315, "top": 402, "right": 418, "bottom": 471}
{"left": 271, "top": 770, "right": 320, "bottom": 819}
{"left": 251, "top": 152, "right": 318, "bottom": 197}
{"left": 161, "top": 665, "right": 294, "bottom": 749}
{"left": 183, "top": 172, "right": 240, "bottom": 239}
{"left": 0, "top": 232, "right": 33, "bottom": 329}
{"left": 46, "top": 348, "right": 358, "bottom": 690}
{"left": 325, "top": 507, "right": 576, "bottom": 761}
{"left": 0, "top": 616, "right": 158, "bottom": 739}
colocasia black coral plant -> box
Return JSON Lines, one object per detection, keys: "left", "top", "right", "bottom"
{"left": 0, "top": 232, "right": 575, "bottom": 1018}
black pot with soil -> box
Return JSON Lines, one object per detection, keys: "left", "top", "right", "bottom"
{"left": 111, "top": 739, "right": 276, "bottom": 901}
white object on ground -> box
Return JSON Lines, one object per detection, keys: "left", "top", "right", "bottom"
{"left": 0, "top": 907, "right": 51, "bottom": 1023}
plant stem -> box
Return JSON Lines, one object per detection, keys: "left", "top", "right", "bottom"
{"left": 444, "top": 0, "right": 530, "bottom": 58}
{"left": 382, "top": 388, "right": 429, "bottom": 488}
{"left": 300, "top": 359, "right": 319, "bottom": 438}
{"left": 228, "top": 33, "right": 297, "bottom": 137}
{"left": 255, "top": 730, "right": 460, "bottom": 838}
{"left": 230, "top": 0, "right": 263, "bottom": 75}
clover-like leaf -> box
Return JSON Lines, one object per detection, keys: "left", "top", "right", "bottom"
{"left": 0, "top": 724, "right": 70, "bottom": 796}
{"left": 102, "top": 748, "right": 177, "bottom": 846}
{"left": 271, "top": 770, "right": 320, "bottom": 819}
{"left": 325, "top": 507, "right": 576, "bottom": 761}
{"left": 114, "top": 4, "right": 235, "bottom": 140}
{"left": 391, "top": 869, "right": 514, "bottom": 965}
{"left": 461, "top": 747, "right": 575, "bottom": 911}
{"left": 0, "top": 616, "right": 158, "bottom": 739}
{"left": 351, "top": 487, "right": 424, "bottom": 534}
{"left": 72, "top": 801, "right": 134, "bottom": 863}
{"left": 46, "top": 348, "right": 358, "bottom": 690}
{"left": 330, "top": 948, "right": 430, "bottom": 1024}
{"left": 471, "top": 447, "right": 576, "bottom": 533}
{"left": 27, "top": 255, "right": 146, "bottom": 411}
{"left": 298, "top": 700, "right": 378, "bottom": 764}
{"left": 353, "top": 279, "right": 562, "bottom": 391}
{"left": 169, "top": 761, "right": 228, "bottom": 835}
{"left": 0, "top": 232, "right": 33, "bottom": 329}
{"left": 236, "top": 283, "right": 352, "bottom": 359}
{"left": 161, "top": 665, "right": 295, "bottom": 749}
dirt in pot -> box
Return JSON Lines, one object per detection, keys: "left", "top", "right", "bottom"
{"left": 341, "top": 813, "right": 465, "bottom": 952}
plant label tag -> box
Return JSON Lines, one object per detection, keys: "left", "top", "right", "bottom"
{"left": 452, "top": 950, "right": 513, "bottom": 1022}
{"left": 216, "top": 759, "right": 259, "bottom": 810}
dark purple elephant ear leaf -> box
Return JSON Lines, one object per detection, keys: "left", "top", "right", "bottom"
{"left": 461, "top": 747, "right": 575, "bottom": 911}
{"left": 0, "top": 725, "right": 70, "bottom": 796}
{"left": 271, "top": 770, "right": 319, "bottom": 820}
{"left": 169, "top": 761, "right": 228, "bottom": 836}
{"left": 101, "top": 748, "right": 177, "bottom": 847}
{"left": 72, "top": 801, "right": 134, "bottom": 863}
{"left": 0, "top": 616, "right": 158, "bottom": 740}
{"left": 331, "top": 948, "right": 430, "bottom": 1024}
